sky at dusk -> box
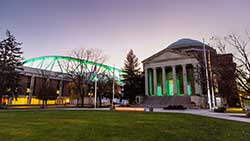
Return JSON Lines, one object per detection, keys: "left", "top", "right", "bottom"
{"left": 1, "top": 0, "right": 250, "bottom": 68}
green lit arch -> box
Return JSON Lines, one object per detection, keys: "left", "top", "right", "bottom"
{"left": 23, "top": 56, "right": 127, "bottom": 82}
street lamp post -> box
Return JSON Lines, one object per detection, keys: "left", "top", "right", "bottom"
{"left": 94, "top": 80, "right": 97, "bottom": 108}
{"left": 93, "top": 75, "right": 98, "bottom": 109}
{"left": 112, "top": 65, "right": 115, "bottom": 109}
{"left": 203, "top": 38, "right": 212, "bottom": 110}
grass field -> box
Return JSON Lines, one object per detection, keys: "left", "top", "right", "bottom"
{"left": 0, "top": 110, "right": 249, "bottom": 141}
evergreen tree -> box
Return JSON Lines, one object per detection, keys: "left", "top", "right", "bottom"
{"left": 0, "top": 30, "right": 23, "bottom": 108}
{"left": 123, "top": 49, "right": 144, "bottom": 103}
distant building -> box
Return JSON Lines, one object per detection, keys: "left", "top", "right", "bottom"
{"left": 142, "top": 38, "right": 239, "bottom": 108}
{"left": 1, "top": 56, "right": 125, "bottom": 105}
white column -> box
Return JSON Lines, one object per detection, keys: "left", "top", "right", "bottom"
{"left": 145, "top": 68, "right": 149, "bottom": 96}
{"left": 172, "top": 66, "right": 177, "bottom": 95}
{"left": 193, "top": 63, "right": 201, "bottom": 95}
{"left": 182, "top": 64, "right": 188, "bottom": 96}
{"left": 28, "top": 75, "right": 35, "bottom": 104}
{"left": 162, "top": 66, "right": 166, "bottom": 95}
{"left": 153, "top": 67, "right": 157, "bottom": 96}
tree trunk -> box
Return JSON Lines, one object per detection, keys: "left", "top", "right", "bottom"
{"left": 80, "top": 95, "right": 84, "bottom": 107}
{"left": 45, "top": 100, "right": 47, "bottom": 108}
{"left": 98, "top": 93, "right": 102, "bottom": 107}
{"left": 41, "top": 100, "right": 45, "bottom": 109}
{"left": 110, "top": 96, "right": 113, "bottom": 107}
{"left": 0, "top": 94, "right": 3, "bottom": 109}
{"left": 77, "top": 98, "right": 79, "bottom": 107}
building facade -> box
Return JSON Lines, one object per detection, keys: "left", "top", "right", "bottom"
{"left": 142, "top": 38, "right": 238, "bottom": 107}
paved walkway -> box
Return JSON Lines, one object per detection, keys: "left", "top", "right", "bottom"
{"left": 152, "top": 108, "right": 250, "bottom": 123}
{"left": 63, "top": 108, "right": 250, "bottom": 123}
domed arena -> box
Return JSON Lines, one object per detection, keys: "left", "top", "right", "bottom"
{"left": 2, "top": 55, "right": 126, "bottom": 105}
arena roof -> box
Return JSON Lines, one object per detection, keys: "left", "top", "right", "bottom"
{"left": 23, "top": 56, "right": 127, "bottom": 82}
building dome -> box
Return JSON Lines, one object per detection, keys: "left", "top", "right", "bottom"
{"left": 168, "top": 38, "right": 204, "bottom": 49}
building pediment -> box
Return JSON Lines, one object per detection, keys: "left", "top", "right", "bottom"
{"left": 142, "top": 49, "right": 194, "bottom": 64}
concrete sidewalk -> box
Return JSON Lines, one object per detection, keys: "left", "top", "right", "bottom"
{"left": 60, "top": 108, "right": 250, "bottom": 123}
{"left": 153, "top": 108, "right": 250, "bottom": 123}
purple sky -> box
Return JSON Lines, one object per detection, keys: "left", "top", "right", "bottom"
{"left": 1, "top": 0, "right": 250, "bottom": 68}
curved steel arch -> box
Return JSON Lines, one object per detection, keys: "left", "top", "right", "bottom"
{"left": 23, "top": 56, "right": 126, "bottom": 82}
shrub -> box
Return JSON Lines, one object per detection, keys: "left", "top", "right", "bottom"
{"left": 163, "top": 105, "right": 187, "bottom": 110}
{"left": 149, "top": 107, "right": 154, "bottom": 112}
{"left": 214, "top": 107, "right": 226, "bottom": 113}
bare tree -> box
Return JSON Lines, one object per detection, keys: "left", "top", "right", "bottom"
{"left": 212, "top": 32, "right": 250, "bottom": 96}
{"left": 97, "top": 78, "right": 120, "bottom": 107}
{"left": 63, "top": 48, "right": 107, "bottom": 107}
{"left": 36, "top": 70, "right": 58, "bottom": 108}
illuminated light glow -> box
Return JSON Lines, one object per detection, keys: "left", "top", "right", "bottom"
{"left": 157, "top": 69, "right": 163, "bottom": 96}
{"left": 148, "top": 67, "right": 195, "bottom": 97}
{"left": 157, "top": 85, "right": 162, "bottom": 96}
{"left": 56, "top": 90, "right": 60, "bottom": 95}
{"left": 166, "top": 80, "right": 174, "bottom": 96}
{"left": 187, "top": 83, "right": 192, "bottom": 96}
{"left": 23, "top": 56, "right": 127, "bottom": 83}
{"left": 146, "top": 67, "right": 196, "bottom": 97}
{"left": 176, "top": 78, "right": 182, "bottom": 96}
{"left": 47, "top": 100, "right": 56, "bottom": 104}
{"left": 88, "top": 92, "right": 93, "bottom": 97}
{"left": 9, "top": 97, "right": 70, "bottom": 105}
{"left": 166, "top": 70, "right": 174, "bottom": 96}
{"left": 93, "top": 75, "right": 98, "bottom": 81}
{"left": 26, "top": 88, "right": 30, "bottom": 93}
{"left": 65, "top": 98, "right": 70, "bottom": 103}
{"left": 7, "top": 88, "right": 11, "bottom": 92}
{"left": 226, "top": 107, "right": 243, "bottom": 112}
{"left": 215, "top": 88, "right": 219, "bottom": 93}
{"left": 1, "top": 97, "right": 8, "bottom": 105}
{"left": 186, "top": 67, "right": 193, "bottom": 96}
{"left": 115, "top": 107, "right": 144, "bottom": 112}
{"left": 31, "top": 98, "right": 41, "bottom": 104}
{"left": 12, "top": 97, "right": 28, "bottom": 105}
{"left": 12, "top": 97, "right": 56, "bottom": 105}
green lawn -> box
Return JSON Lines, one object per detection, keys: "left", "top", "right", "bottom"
{"left": 0, "top": 110, "right": 249, "bottom": 141}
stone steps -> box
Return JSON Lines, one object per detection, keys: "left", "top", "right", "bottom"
{"left": 139, "top": 96, "right": 191, "bottom": 108}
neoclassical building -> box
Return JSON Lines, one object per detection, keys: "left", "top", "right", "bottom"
{"left": 143, "top": 49, "right": 200, "bottom": 97}
{"left": 142, "top": 38, "right": 238, "bottom": 107}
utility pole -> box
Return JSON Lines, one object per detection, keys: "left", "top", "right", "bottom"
{"left": 112, "top": 65, "right": 115, "bottom": 108}
{"left": 94, "top": 80, "right": 97, "bottom": 109}
{"left": 203, "top": 38, "right": 212, "bottom": 110}
{"left": 208, "top": 50, "right": 216, "bottom": 108}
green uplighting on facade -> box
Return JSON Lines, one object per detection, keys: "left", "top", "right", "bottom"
{"left": 147, "top": 67, "right": 194, "bottom": 96}
{"left": 148, "top": 70, "right": 153, "bottom": 96}
{"left": 157, "top": 69, "right": 163, "bottom": 96}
